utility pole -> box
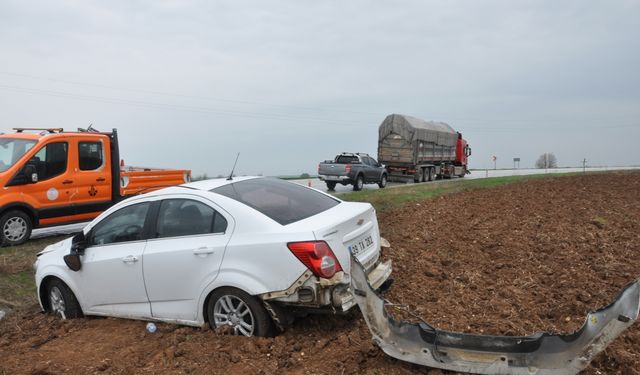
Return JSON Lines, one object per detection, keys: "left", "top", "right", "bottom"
{"left": 545, "top": 153, "right": 548, "bottom": 173}
{"left": 492, "top": 155, "right": 497, "bottom": 170}
{"left": 583, "top": 158, "right": 587, "bottom": 173}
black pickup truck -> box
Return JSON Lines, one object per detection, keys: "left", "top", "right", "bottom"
{"left": 317, "top": 153, "right": 387, "bottom": 191}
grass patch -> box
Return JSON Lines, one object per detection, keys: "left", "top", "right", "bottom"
{"left": 338, "top": 173, "right": 582, "bottom": 212}
{"left": 0, "top": 237, "right": 62, "bottom": 308}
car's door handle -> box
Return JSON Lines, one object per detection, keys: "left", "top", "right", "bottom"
{"left": 62, "top": 179, "right": 74, "bottom": 184}
{"left": 193, "top": 247, "right": 215, "bottom": 256}
{"left": 96, "top": 177, "right": 106, "bottom": 182}
{"left": 122, "top": 255, "right": 139, "bottom": 263}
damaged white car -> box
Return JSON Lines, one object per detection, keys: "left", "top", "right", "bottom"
{"left": 34, "top": 176, "right": 392, "bottom": 336}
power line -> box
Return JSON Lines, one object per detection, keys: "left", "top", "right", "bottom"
{"left": 0, "top": 71, "right": 385, "bottom": 117}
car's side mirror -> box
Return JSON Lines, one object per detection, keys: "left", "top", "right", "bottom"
{"left": 64, "top": 232, "right": 87, "bottom": 272}
{"left": 23, "top": 165, "right": 38, "bottom": 183}
{"left": 63, "top": 253, "right": 82, "bottom": 272}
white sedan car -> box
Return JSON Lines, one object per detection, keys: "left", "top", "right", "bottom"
{"left": 34, "top": 177, "right": 392, "bottom": 336}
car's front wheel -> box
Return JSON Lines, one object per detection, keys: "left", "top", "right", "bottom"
{"left": 46, "top": 278, "right": 83, "bottom": 319}
{"left": 207, "top": 287, "right": 273, "bottom": 337}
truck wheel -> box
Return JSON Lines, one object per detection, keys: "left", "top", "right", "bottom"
{"left": 427, "top": 168, "right": 434, "bottom": 181}
{"left": 378, "top": 174, "right": 387, "bottom": 188}
{"left": 1, "top": 210, "right": 32, "bottom": 246}
{"left": 421, "top": 168, "right": 428, "bottom": 182}
{"left": 413, "top": 169, "right": 421, "bottom": 183}
{"left": 326, "top": 181, "right": 337, "bottom": 191}
{"left": 353, "top": 175, "right": 364, "bottom": 191}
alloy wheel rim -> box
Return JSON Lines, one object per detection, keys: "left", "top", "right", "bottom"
{"left": 213, "top": 295, "right": 255, "bottom": 336}
{"left": 49, "top": 286, "right": 66, "bottom": 316}
{"left": 3, "top": 217, "right": 27, "bottom": 241}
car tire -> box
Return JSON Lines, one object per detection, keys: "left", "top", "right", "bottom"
{"left": 326, "top": 181, "right": 337, "bottom": 191}
{"left": 427, "top": 168, "right": 434, "bottom": 181}
{"left": 413, "top": 169, "right": 421, "bottom": 183}
{"left": 0, "top": 210, "right": 32, "bottom": 247}
{"left": 353, "top": 175, "right": 364, "bottom": 191}
{"left": 378, "top": 174, "right": 387, "bottom": 188}
{"left": 207, "top": 287, "right": 273, "bottom": 337}
{"left": 46, "top": 278, "right": 83, "bottom": 319}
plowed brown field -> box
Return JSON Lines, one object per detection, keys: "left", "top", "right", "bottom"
{"left": 2, "top": 172, "right": 639, "bottom": 374}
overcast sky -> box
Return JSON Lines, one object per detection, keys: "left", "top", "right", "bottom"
{"left": 1, "top": 0, "right": 638, "bottom": 176}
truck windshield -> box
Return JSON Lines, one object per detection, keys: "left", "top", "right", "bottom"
{"left": 212, "top": 178, "right": 340, "bottom": 225}
{"left": 0, "top": 138, "right": 37, "bottom": 173}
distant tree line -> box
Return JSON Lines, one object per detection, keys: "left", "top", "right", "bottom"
{"left": 535, "top": 153, "right": 557, "bottom": 169}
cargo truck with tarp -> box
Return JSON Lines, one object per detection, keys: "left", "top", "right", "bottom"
{"left": 377, "top": 114, "right": 471, "bottom": 183}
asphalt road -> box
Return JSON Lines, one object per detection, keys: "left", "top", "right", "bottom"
{"left": 295, "top": 166, "right": 640, "bottom": 194}
{"left": 30, "top": 166, "right": 640, "bottom": 241}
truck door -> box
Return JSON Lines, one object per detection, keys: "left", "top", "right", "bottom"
{"left": 15, "top": 141, "right": 77, "bottom": 225}
{"left": 363, "top": 156, "right": 376, "bottom": 182}
{"left": 72, "top": 137, "right": 113, "bottom": 220}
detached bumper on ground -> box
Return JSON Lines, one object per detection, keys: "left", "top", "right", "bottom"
{"left": 350, "top": 256, "right": 640, "bottom": 375}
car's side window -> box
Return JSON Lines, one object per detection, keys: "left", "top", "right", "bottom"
{"left": 78, "top": 141, "right": 104, "bottom": 171}
{"left": 28, "top": 142, "right": 68, "bottom": 181}
{"left": 156, "top": 199, "right": 227, "bottom": 238}
{"left": 89, "top": 202, "right": 150, "bottom": 246}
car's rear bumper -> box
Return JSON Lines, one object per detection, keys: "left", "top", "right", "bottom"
{"left": 350, "top": 256, "right": 640, "bottom": 375}
{"left": 331, "top": 260, "right": 392, "bottom": 312}
{"left": 318, "top": 174, "right": 351, "bottom": 183}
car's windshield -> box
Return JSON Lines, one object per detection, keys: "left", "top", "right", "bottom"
{"left": 212, "top": 178, "right": 340, "bottom": 225}
{"left": 0, "top": 138, "right": 37, "bottom": 173}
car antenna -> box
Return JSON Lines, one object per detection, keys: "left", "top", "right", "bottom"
{"left": 227, "top": 152, "right": 240, "bottom": 180}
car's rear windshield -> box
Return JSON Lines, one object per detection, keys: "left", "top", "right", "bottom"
{"left": 336, "top": 155, "right": 360, "bottom": 164}
{"left": 212, "top": 178, "right": 340, "bottom": 225}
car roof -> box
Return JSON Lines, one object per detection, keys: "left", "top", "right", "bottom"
{"left": 181, "top": 176, "right": 264, "bottom": 191}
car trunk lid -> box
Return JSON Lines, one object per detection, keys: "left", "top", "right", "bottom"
{"left": 289, "top": 201, "right": 380, "bottom": 273}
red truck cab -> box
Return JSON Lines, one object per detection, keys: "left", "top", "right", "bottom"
{"left": 455, "top": 133, "right": 472, "bottom": 168}
{"left": 0, "top": 128, "right": 190, "bottom": 246}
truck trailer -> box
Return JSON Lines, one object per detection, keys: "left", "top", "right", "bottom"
{"left": 377, "top": 114, "right": 471, "bottom": 183}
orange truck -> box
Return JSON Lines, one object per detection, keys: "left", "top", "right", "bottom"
{"left": 0, "top": 128, "right": 191, "bottom": 246}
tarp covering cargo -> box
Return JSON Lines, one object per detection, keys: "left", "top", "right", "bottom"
{"left": 378, "top": 114, "right": 457, "bottom": 148}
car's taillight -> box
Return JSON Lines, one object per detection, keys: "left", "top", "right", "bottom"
{"left": 287, "top": 241, "right": 343, "bottom": 279}
{"left": 345, "top": 164, "right": 352, "bottom": 173}
{"left": 317, "top": 164, "right": 321, "bottom": 173}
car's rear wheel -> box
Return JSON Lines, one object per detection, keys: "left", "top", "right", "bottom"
{"left": 46, "top": 279, "right": 83, "bottom": 319}
{"left": 378, "top": 174, "right": 387, "bottom": 188}
{"left": 326, "top": 181, "right": 337, "bottom": 191}
{"left": 353, "top": 175, "right": 364, "bottom": 191}
{"left": 207, "top": 287, "right": 273, "bottom": 337}
{"left": 0, "top": 210, "right": 32, "bottom": 246}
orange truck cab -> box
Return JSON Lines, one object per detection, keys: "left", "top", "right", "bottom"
{"left": 0, "top": 128, "right": 191, "bottom": 246}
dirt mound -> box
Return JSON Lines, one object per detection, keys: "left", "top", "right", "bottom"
{"left": 1, "top": 171, "right": 639, "bottom": 374}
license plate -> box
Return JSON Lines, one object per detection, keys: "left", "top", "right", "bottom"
{"left": 325, "top": 175, "right": 340, "bottom": 181}
{"left": 348, "top": 235, "right": 374, "bottom": 256}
